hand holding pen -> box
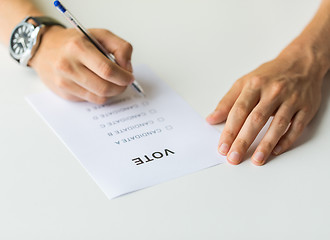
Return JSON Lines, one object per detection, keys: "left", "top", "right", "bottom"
{"left": 54, "top": 1, "right": 144, "bottom": 96}
{"left": 29, "top": 1, "right": 140, "bottom": 104}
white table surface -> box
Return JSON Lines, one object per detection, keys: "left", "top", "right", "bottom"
{"left": 1, "top": 0, "right": 329, "bottom": 239}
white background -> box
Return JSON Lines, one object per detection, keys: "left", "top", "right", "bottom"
{"left": 1, "top": 0, "right": 329, "bottom": 239}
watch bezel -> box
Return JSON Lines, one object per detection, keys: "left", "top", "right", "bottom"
{"left": 9, "top": 16, "right": 65, "bottom": 67}
{"left": 9, "top": 22, "right": 36, "bottom": 61}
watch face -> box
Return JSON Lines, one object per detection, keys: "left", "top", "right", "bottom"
{"left": 10, "top": 22, "right": 35, "bottom": 59}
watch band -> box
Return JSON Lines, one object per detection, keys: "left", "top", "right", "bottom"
{"left": 26, "top": 16, "right": 65, "bottom": 28}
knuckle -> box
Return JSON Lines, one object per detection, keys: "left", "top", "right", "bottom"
{"left": 87, "top": 92, "right": 108, "bottom": 105}
{"left": 79, "top": 75, "right": 89, "bottom": 86}
{"left": 99, "top": 62, "right": 113, "bottom": 80}
{"left": 112, "top": 86, "right": 126, "bottom": 96}
{"left": 289, "top": 92, "right": 300, "bottom": 105}
{"left": 260, "top": 140, "right": 274, "bottom": 152}
{"left": 122, "top": 42, "right": 133, "bottom": 52}
{"left": 235, "top": 138, "right": 250, "bottom": 151}
{"left": 248, "top": 75, "right": 265, "bottom": 89}
{"left": 222, "top": 129, "right": 236, "bottom": 140}
{"left": 55, "top": 78, "right": 68, "bottom": 90}
{"left": 300, "top": 106, "right": 312, "bottom": 116}
{"left": 66, "top": 36, "right": 84, "bottom": 53}
{"left": 282, "top": 137, "right": 294, "bottom": 150}
{"left": 250, "top": 111, "right": 267, "bottom": 125}
{"left": 232, "top": 103, "right": 249, "bottom": 118}
{"left": 60, "top": 93, "right": 81, "bottom": 102}
{"left": 96, "top": 84, "right": 112, "bottom": 97}
{"left": 276, "top": 115, "right": 290, "bottom": 130}
{"left": 95, "top": 97, "right": 108, "bottom": 105}
{"left": 232, "top": 78, "right": 243, "bottom": 89}
{"left": 294, "top": 120, "right": 305, "bottom": 134}
{"left": 54, "top": 59, "right": 73, "bottom": 75}
{"left": 268, "top": 82, "right": 285, "bottom": 101}
{"left": 217, "top": 102, "right": 232, "bottom": 115}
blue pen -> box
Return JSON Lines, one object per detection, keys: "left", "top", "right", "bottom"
{"left": 54, "top": 0, "right": 145, "bottom": 96}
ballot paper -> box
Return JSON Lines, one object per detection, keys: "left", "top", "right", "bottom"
{"left": 26, "top": 65, "right": 225, "bottom": 199}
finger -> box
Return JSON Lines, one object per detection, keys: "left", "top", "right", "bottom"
{"left": 251, "top": 104, "right": 297, "bottom": 166}
{"left": 272, "top": 109, "right": 311, "bottom": 156}
{"left": 89, "top": 29, "right": 133, "bottom": 72}
{"left": 69, "top": 36, "right": 134, "bottom": 87}
{"left": 218, "top": 86, "right": 260, "bottom": 156}
{"left": 206, "top": 82, "right": 242, "bottom": 125}
{"left": 227, "top": 99, "right": 279, "bottom": 165}
{"left": 39, "top": 75, "right": 84, "bottom": 102}
{"left": 52, "top": 88, "right": 83, "bottom": 102}
{"left": 71, "top": 65, "right": 127, "bottom": 98}
{"left": 57, "top": 78, "right": 109, "bottom": 105}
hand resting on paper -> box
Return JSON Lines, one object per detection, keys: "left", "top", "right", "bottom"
{"left": 207, "top": 0, "right": 330, "bottom": 166}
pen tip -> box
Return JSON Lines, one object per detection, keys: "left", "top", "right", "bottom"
{"left": 132, "top": 82, "right": 145, "bottom": 97}
{"left": 137, "top": 88, "right": 146, "bottom": 97}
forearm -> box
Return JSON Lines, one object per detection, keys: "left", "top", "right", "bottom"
{"left": 0, "top": 0, "right": 43, "bottom": 45}
{"left": 280, "top": 0, "right": 330, "bottom": 76}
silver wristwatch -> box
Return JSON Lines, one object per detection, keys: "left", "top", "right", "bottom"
{"left": 9, "top": 16, "right": 64, "bottom": 66}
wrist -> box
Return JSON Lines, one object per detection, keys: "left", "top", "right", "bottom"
{"left": 294, "top": 37, "right": 330, "bottom": 72}
{"left": 29, "top": 25, "right": 65, "bottom": 68}
{"left": 280, "top": 0, "right": 330, "bottom": 77}
{"left": 278, "top": 39, "right": 330, "bottom": 85}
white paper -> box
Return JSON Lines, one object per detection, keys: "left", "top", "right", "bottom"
{"left": 26, "top": 65, "right": 225, "bottom": 199}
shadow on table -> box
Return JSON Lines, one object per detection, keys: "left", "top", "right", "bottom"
{"left": 245, "top": 72, "right": 330, "bottom": 164}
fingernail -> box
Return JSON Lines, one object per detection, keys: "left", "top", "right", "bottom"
{"left": 218, "top": 143, "right": 229, "bottom": 155}
{"left": 253, "top": 151, "right": 265, "bottom": 164}
{"left": 228, "top": 151, "right": 240, "bottom": 164}
{"left": 127, "top": 61, "right": 133, "bottom": 72}
{"left": 273, "top": 145, "right": 282, "bottom": 155}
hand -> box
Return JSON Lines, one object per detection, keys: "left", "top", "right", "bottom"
{"left": 29, "top": 26, "right": 134, "bottom": 104}
{"left": 207, "top": 45, "right": 328, "bottom": 166}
